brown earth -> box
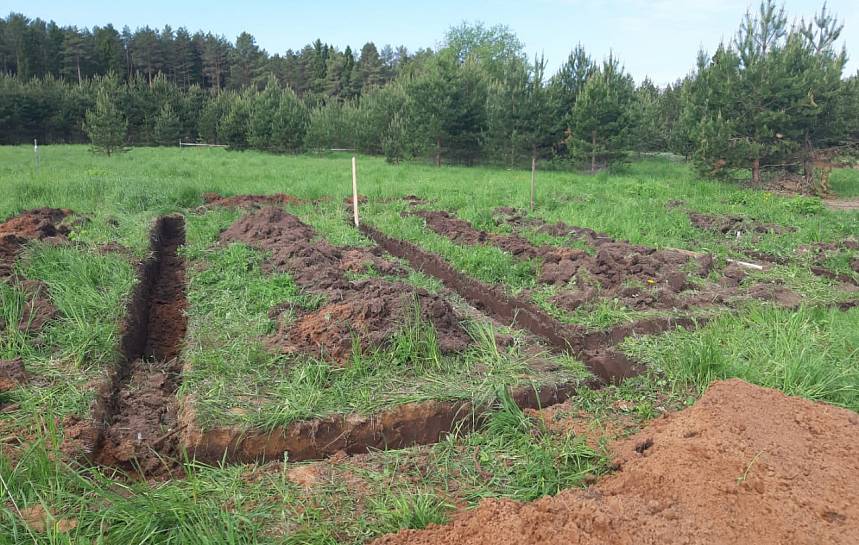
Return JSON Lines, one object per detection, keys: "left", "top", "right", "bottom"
{"left": 0, "top": 207, "right": 71, "bottom": 278}
{"left": 201, "top": 192, "right": 303, "bottom": 208}
{"left": 220, "top": 206, "right": 470, "bottom": 363}
{"left": 0, "top": 358, "right": 27, "bottom": 393}
{"left": 494, "top": 207, "right": 617, "bottom": 246}
{"left": 374, "top": 379, "right": 859, "bottom": 545}
{"left": 361, "top": 224, "right": 701, "bottom": 382}
{"left": 688, "top": 212, "right": 795, "bottom": 236}
{"left": 0, "top": 208, "right": 71, "bottom": 337}
{"left": 94, "top": 215, "right": 188, "bottom": 477}
{"left": 410, "top": 209, "right": 724, "bottom": 312}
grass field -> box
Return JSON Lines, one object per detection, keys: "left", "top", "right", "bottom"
{"left": 1, "top": 145, "right": 857, "bottom": 544}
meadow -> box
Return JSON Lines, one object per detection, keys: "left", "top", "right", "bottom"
{"left": 1, "top": 145, "right": 857, "bottom": 544}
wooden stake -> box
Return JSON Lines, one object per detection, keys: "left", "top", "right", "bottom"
{"left": 351, "top": 156, "right": 360, "bottom": 227}
{"left": 530, "top": 155, "right": 536, "bottom": 211}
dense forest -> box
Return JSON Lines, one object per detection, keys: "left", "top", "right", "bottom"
{"left": 2, "top": 1, "right": 858, "bottom": 192}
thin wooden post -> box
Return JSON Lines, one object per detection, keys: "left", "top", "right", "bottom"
{"left": 34, "top": 139, "right": 39, "bottom": 174}
{"left": 351, "top": 156, "right": 360, "bottom": 227}
{"left": 530, "top": 155, "right": 536, "bottom": 211}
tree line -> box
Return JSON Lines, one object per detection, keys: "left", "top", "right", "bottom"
{"left": 3, "top": 2, "right": 859, "bottom": 193}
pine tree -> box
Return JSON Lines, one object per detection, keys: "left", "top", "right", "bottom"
{"left": 153, "top": 102, "right": 180, "bottom": 145}
{"left": 84, "top": 77, "right": 127, "bottom": 155}
{"left": 567, "top": 55, "right": 636, "bottom": 171}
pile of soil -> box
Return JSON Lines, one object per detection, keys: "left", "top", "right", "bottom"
{"left": 201, "top": 192, "right": 302, "bottom": 208}
{"left": 688, "top": 212, "right": 795, "bottom": 236}
{"left": 374, "top": 379, "right": 859, "bottom": 545}
{"left": 0, "top": 208, "right": 71, "bottom": 278}
{"left": 410, "top": 209, "right": 718, "bottom": 312}
{"left": 221, "top": 207, "right": 469, "bottom": 363}
{"left": 0, "top": 208, "right": 71, "bottom": 337}
{"left": 494, "top": 207, "right": 616, "bottom": 246}
{"left": 0, "top": 358, "right": 27, "bottom": 393}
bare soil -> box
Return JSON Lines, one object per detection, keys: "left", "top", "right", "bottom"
{"left": 184, "top": 382, "right": 579, "bottom": 464}
{"left": 0, "top": 358, "right": 27, "bottom": 394}
{"left": 201, "top": 192, "right": 303, "bottom": 208}
{"left": 220, "top": 206, "right": 470, "bottom": 363}
{"left": 374, "top": 379, "right": 859, "bottom": 545}
{"left": 93, "top": 215, "right": 188, "bottom": 478}
{"left": 0, "top": 207, "right": 71, "bottom": 279}
{"left": 688, "top": 212, "right": 795, "bottom": 236}
{"left": 0, "top": 208, "right": 71, "bottom": 337}
{"left": 361, "top": 224, "right": 701, "bottom": 382}
{"left": 411, "top": 208, "right": 726, "bottom": 313}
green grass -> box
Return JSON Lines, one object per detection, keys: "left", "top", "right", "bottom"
{"left": 830, "top": 168, "right": 859, "bottom": 198}
{"left": 180, "top": 207, "right": 588, "bottom": 430}
{"left": 0, "top": 145, "right": 857, "bottom": 543}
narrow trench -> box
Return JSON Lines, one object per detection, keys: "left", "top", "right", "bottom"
{"left": 93, "top": 215, "right": 187, "bottom": 477}
{"left": 358, "top": 223, "right": 695, "bottom": 382}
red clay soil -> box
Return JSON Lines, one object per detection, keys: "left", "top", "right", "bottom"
{"left": 201, "top": 192, "right": 303, "bottom": 208}
{"left": 374, "top": 379, "right": 859, "bottom": 545}
{"left": 94, "top": 215, "right": 188, "bottom": 477}
{"left": 220, "top": 206, "right": 469, "bottom": 363}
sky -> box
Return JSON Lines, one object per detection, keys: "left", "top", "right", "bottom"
{"left": 6, "top": 0, "right": 858, "bottom": 84}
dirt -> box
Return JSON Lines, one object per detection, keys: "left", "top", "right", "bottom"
{"left": 201, "top": 192, "right": 303, "bottom": 208}
{"left": 0, "top": 358, "right": 27, "bottom": 393}
{"left": 0, "top": 208, "right": 72, "bottom": 278}
{"left": 280, "top": 278, "right": 469, "bottom": 361}
{"left": 360, "top": 224, "right": 703, "bottom": 383}
{"left": 184, "top": 382, "right": 580, "bottom": 464}
{"left": 823, "top": 198, "right": 859, "bottom": 212}
{"left": 0, "top": 209, "right": 72, "bottom": 339}
{"left": 411, "top": 208, "right": 723, "bottom": 313}
{"left": 220, "top": 206, "right": 470, "bottom": 363}
{"left": 93, "top": 215, "right": 188, "bottom": 478}
{"left": 688, "top": 212, "right": 795, "bottom": 236}
{"left": 493, "top": 207, "right": 617, "bottom": 246}
{"left": 746, "top": 283, "right": 804, "bottom": 308}
{"left": 373, "top": 379, "right": 859, "bottom": 545}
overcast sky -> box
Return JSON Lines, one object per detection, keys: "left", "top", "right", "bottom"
{"left": 6, "top": 0, "right": 858, "bottom": 84}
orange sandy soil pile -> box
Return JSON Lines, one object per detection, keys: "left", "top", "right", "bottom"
{"left": 374, "top": 379, "right": 859, "bottom": 545}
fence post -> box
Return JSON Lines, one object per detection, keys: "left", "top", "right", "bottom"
{"left": 352, "top": 156, "right": 360, "bottom": 227}
{"left": 530, "top": 155, "right": 536, "bottom": 211}
{"left": 34, "top": 139, "right": 39, "bottom": 174}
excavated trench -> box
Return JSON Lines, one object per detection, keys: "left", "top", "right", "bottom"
{"left": 92, "top": 215, "right": 187, "bottom": 477}
{"left": 359, "top": 224, "right": 698, "bottom": 382}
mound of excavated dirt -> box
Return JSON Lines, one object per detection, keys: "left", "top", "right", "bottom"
{"left": 0, "top": 208, "right": 71, "bottom": 278}
{"left": 688, "top": 212, "right": 795, "bottom": 236}
{"left": 374, "top": 379, "right": 859, "bottom": 545}
{"left": 0, "top": 358, "right": 27, "bottom": 393}
{"left": 221, "top": 207, "right": 470, "bottom": 363}
{"left": 493, "top": 207, "right": 617, "bottom": 246}
{"left": 411, "top": 209, "right": 719, "bottom": 312}
{"left": 201, "top": 192, "right": 302, "bottom": 208}
{"left": 273, "top": 278, "right": 470, "bottom": 362}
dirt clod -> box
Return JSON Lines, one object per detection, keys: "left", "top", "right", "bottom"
{"left": 0, "top": 358, "right": 27, "bottom": 393}
{"left": 374, "top": 380, "right": 859, "bottom": 545}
